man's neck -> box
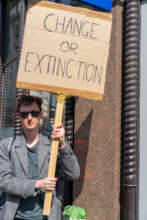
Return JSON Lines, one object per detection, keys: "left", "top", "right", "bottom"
{"left": 24, "top": 127, "right": 39, "bottom": 148}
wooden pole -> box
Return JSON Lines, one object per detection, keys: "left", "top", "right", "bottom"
{"left": 43, "top": 94, "right": 66, "bottom": 216}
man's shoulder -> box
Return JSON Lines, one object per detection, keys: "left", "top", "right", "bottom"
{"left": 0, "top": 136, "right": 13, "bottom": 144}
{"left": 0, "top": 136, "right": 14, "bottom": 153}
{"left": 0, "top": 133, "right": 24, "bottom": 147}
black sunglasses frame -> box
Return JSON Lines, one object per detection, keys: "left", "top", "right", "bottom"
{"left": 19, "top": 110, "right": 41, "bottom": 119}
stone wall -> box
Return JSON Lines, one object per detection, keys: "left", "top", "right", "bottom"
{"left": 73, "top": 4, "right": 123, "bottom": 220}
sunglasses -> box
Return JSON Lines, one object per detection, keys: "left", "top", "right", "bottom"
{"left": 19, "top": 110, "right": 40, "bottom": 119}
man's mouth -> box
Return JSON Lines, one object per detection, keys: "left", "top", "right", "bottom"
{"left": 27, "top": 123, "right": 34, "bottom": 126}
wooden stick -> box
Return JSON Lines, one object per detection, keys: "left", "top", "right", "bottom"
{"left": 43, "top": 94, "right": 66, "bottom": 216}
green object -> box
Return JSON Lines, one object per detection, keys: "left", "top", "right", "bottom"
{"left": 63, "top": 205, "right": 86, "bottom": 219}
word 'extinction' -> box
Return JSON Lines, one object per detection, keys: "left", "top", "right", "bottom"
{"left": 44, "top": 13, "right": 100, "bottom": 41}
{"left": 24, "top": 52, "right": 103, "bottom": 84}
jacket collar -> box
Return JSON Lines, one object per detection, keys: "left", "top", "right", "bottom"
{"left": 38, "top": 132, "right": 51, "bottom": 175}
{"left": 14, "top": 131, "right": 51, "bottom": 176}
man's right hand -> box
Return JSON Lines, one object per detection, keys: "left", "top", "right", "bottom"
{"left": 35, "top": 177, "right": 58, "bottom": 191}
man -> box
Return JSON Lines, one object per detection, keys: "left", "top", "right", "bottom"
{"left": 0, "top": 95, "right": 80, "bottom": 220}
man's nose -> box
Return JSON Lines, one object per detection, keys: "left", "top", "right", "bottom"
{"left": 28, "top": 113, "right": 32, "bottom": 119}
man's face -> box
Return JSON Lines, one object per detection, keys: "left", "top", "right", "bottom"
{"left": 18, "top": 102, "right": 42, "bottom": 131}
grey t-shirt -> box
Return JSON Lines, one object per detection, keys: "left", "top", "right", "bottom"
{"left": 15, "top": 143, "right": 44, "bottom": 220}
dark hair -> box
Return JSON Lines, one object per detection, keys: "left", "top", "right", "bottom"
{"left": 16, "top": 95, "right": 43, "bottom": 112}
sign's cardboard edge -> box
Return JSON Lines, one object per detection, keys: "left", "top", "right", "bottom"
{"left": 16, "top": 1, "right": 112, "bottom": 101}
{"left": 16, "top": 82, "right": 103, "bottom": 100}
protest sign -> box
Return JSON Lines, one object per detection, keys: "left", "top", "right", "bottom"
{"left": 16, "top": 1, "right": 112, "bottom": 100}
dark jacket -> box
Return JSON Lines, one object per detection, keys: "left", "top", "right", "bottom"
{"left": 0, "top": 132, "right": 80, "bottom": 220}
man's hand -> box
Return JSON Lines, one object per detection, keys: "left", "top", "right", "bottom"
{"left": 51, "top": 124, "right": 66, "bottom": 148}
{"left": 35, "top": 177, "right": 58, "bottom": 192}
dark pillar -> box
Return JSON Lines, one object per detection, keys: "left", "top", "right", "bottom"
{"left": 122, "top": 0, "right": 140, "bottom": 220}
{"left": 14, "top": 0, "right": 28, "bottom": 136}
{"left": 0, "top": 0, "right": 4, "bottom": 133}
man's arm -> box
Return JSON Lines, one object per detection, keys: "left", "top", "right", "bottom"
{"left": 57, "top": 142, "right": 80, "bottom": 180}
{"left": 51, "top": 124, "right": 80, "bottom": 180}
{"left": 0, "top": 138, "right": 37, "bottom": 199}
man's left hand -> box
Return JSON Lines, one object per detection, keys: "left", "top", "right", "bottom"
{"left": 51, "top": 124, "right": 66, "bottom": 148}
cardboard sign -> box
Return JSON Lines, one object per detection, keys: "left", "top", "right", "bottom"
{"left": 76, "top": 0, "right": 112, "bottom": 11}
{"left": 16, "top": 1, "right": 112, "bottom": 100}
